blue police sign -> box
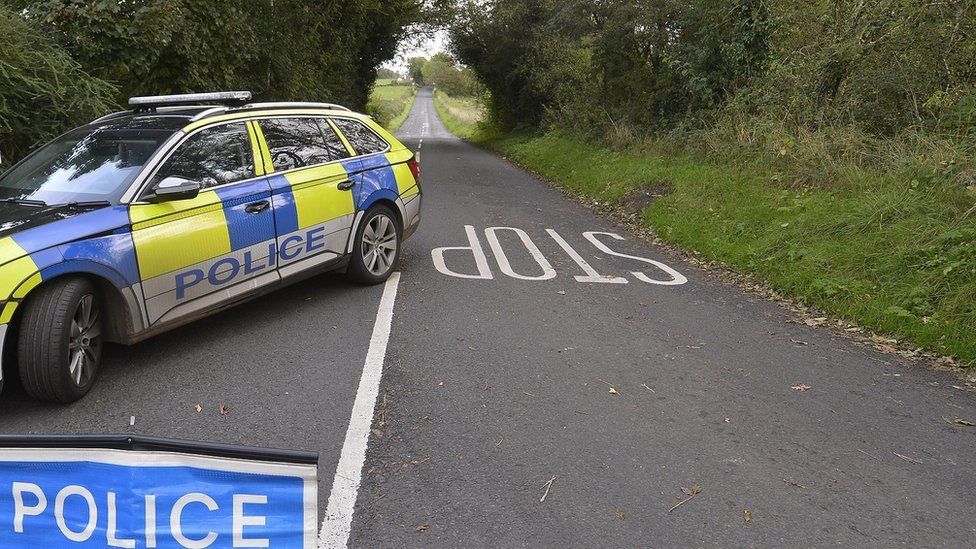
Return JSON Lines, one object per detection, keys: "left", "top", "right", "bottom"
{"left": 0, "top": 436, "right": 317, "bottom": 548}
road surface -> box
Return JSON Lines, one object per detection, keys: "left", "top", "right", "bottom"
{"left": 0, "top": 87, "right": 973, "bottom": 548}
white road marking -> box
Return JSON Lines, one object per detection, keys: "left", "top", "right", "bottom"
{"left": 485, "top": 227, "right": 557, "bottom": 281}
{"left": 431, "top": 225, "right": 494, "bottom": 279}
{"left": 583, "top": 232, "right": 688, "bottom": 285}
{"left": 319, "top": 272, "right": 401, "bottom": 548}
{"left": 431, "top": 225, "right": 688, "bottom": 285}
{"left": 547, "top": 229, "right": 627, "bottom": 284}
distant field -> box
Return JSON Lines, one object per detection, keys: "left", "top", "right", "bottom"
{"left": 367, "top": 84, "right": 416, "bottom": 132}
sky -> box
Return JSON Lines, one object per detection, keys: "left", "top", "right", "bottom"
{"left": 383, "top": 29, "right": 449, "bottom": 73}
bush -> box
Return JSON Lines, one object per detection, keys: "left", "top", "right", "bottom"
{"left": 0, "top": 5, "right": 117, "bottom": 169}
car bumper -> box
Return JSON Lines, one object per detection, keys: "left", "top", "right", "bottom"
{"left": 402, "top": 191, "right": 421, "bottom": 240}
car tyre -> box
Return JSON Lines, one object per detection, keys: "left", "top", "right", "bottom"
{"left": 18, "top": 277, "right": 103, "bottom": 403}
{"left": 347, "top": 205, "right": 401, "bottom": 285}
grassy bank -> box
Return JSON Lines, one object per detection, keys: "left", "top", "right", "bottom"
{"left": 432, "top": 90, "right": 482, "bottom": 138}
{"left": 367, "top": 83, "right": 417, "bottom": 132}
{"left": 431, "top": 93, "right": 976, "bottom": 365}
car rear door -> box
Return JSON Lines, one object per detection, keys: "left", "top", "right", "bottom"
{"left": 253, "top": 117, "right": 360, "bottom": 277}
{"left": 129, "top": 121, "right": 278, "bottom": 326}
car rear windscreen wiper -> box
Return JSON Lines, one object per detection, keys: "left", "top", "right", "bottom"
{"left": 0, "top": 197, "right": 48, "bottom": 207}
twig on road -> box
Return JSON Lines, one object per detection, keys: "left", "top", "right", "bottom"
{"left": 894, "top": 452, "right": 922, "bottom": 464}
{"left": 857, "top": 449, "right": 883, "bottom": 462}
{"left": 540, "top": 475, "right": 556, "bottom": 503}
{"left": 667, "top": 486, "right": 702, "bottom": 514}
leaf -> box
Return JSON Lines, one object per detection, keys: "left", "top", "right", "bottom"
{"left": 791, "top": 384, "right": 812, "bottom": 391}
{"left": 680, "top": 486, "right": 702, "bottom": 496}
{"left": 744, "top": 510, "right": 751, "bottom": 524}
{"left": 608, "top": 387, "right": 618, "bottom": 395}
{"left": 415, "top": 523, "right": 428, "bottom": 532}
{"left": 942, "top": 416, "right": 975, "bottom": 427}
{"left": 218, "top": 404, "right": 229, "bottom": 416}
{"left": 194, "top": 404, "right": 202, "bottom": 413}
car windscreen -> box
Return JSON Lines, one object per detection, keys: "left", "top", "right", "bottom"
{"left": 0, "top": 124, "right": 177, "bottom": 205}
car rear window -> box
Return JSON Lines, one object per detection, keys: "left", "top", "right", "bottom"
{"left": 259, "top": 118, "right": 348, "bottom": 171}
{"left": 331, "top": 118, "right": 388, "bottom": 156}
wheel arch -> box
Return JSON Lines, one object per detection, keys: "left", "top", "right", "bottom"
{"left": 13, "top": 268, "right": 140, "bottom": 346}
{"left": 359, "top": 188, "right": 405, "bottom": 228}
{"left": 346, "top": 193, "right": 405, "bottom": 256}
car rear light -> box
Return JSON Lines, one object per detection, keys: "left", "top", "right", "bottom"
{"left": 407, "top": 154, "right": 421, "bottom": 183}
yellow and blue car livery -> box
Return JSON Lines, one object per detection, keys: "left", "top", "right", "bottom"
{"left": 0, "top": 102, "right": 420, "bottom": 386}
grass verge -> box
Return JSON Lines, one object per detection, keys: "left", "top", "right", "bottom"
{"left": 464, "top": 131, "right": 976, "bottom": 366}
{"left": 432, "top": 90, "right": 482, "bottom": 139}
{"left": 367, "top": 84, "right": 417, "bottom": 132}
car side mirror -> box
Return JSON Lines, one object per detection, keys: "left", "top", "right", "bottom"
{"left": 148, "top": 176, "right": 201, "bottom": 203}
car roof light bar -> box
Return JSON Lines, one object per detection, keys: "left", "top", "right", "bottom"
{"left": 128, "top": 91, "right": 253, "bottom": 110}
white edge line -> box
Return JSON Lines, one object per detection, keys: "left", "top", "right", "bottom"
{"left": 318, "top": 272, "right": 401, "bottom": 548}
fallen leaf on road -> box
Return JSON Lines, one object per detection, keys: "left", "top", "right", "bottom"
{"left": 615, "top": 510, "right": 626, "bottom": 520}
{"left": 415, "top": 523, "right": 428, "bottom": 532}
{"left": 668, "top": 486, "right": 702, "bottom": 513}
{"left": 744, "top": 510, "right": 751, "bottom": 524}
{"left": 557, "top": 290, "right": 566, "bottom": 295}
{"left": 194, "top": 404, "right": 202, "bottom": 413}
{"left": 942, "top": 416, "right": 975, "bottom": 427}
{"left": 782, "top": 478, "right": 807, "bottom": 489}
{"left": 608, "top": 387, "right": 618, "bottom": 395}
{"left": 804, "top": 317, "right": 828, "bottom": 327}
{"left": 218, "top": 404, "right": 229, "bottom": 416}
{"left": 791, "top": 384, "right": 812, "bottom": 392}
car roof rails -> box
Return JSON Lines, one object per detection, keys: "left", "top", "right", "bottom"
{"left": 188, "top": 101, "right": 354, "bottom": 122}
{"left": 241, "top": 102, "right": 352, "bottom": 112}
{"left": 128, "top": 91, "right": 252, "bottom": 112}
{"left": 93, "top": 93, "right": 355, "bottom": 124}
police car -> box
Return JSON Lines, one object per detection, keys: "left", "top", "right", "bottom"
{"left": 0, "top": 92, "right": 421, "bottom": 402}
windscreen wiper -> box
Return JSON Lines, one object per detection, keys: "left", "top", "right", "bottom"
{"left": 0, "top": 197, "right": 47, "bottom": 207}
{"left": 65, "top": 200, "right": 112, "bottom": 208}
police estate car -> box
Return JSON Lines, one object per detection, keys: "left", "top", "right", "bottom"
{"left": 0, "top": 92, "right": 421, "bottom": 402}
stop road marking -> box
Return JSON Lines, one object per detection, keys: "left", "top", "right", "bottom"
{"left": 431, "top": 226, "right": 687, "bottom": 285}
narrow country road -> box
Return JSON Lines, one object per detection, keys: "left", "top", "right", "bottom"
{"left": 350, "top": 88, "right": 976, "bottom": 548}
{"left": 0, "top": 87, "right": 971, "bottom": 548}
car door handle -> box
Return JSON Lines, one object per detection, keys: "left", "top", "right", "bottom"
{"left": 245, "top": 200, "right": 270, "bottom": 214}
{"left": 337, "top": 179, "right": 355, "bottom": 191}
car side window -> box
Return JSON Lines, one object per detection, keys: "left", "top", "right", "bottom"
{"left": 259, "top": 118, "right": 347, "bottom": 172}
{"left": 331, "top": 118, "right": 388, "bottom": 156}
{"left": 150, "top": 122, "right": 254, "bottom": 190}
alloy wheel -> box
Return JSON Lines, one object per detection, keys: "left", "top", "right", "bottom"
{"left": 361, "top": 214, "right": 398, "bottom": 275}
{"left": 67, "top": 294, "right": 100, "bottom": 387}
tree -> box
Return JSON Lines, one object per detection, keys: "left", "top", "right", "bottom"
{"left": 0, "top": 3, "right": 117, "bottom": 168}
{"left": 408, "top": 57, "right": 428, "bottom": 85}
{"left": 14, "top": 0, "right": 428, "bottom": 109}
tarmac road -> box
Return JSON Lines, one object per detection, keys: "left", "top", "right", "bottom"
{"left": 349, "top": 88, "right": 976, "bottom": 548}
{"left": 0, "top": 87, "right": 972, "bottom": 548}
